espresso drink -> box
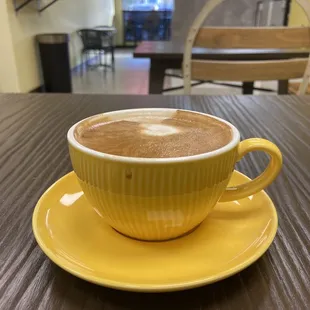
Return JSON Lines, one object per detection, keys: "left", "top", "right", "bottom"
{"left": 74, "top": 110, "right": 232, "bottom": 158}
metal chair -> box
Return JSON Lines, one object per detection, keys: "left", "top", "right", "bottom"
{"left": 183, "top": 0, "right": 310, "bottom": 95}
{"left": 78, "top": 29, "right": 115, "bottom": 76}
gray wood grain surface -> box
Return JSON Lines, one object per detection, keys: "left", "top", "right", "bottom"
{"left": 0, "top": 94, "right": 309, "bottom": 309}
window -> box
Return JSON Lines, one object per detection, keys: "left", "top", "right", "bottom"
{"left": 123, "top": 0, "right": 174, "bottom": 11}
{"left": 122, "top": 0, "right": 174, "bottom": 43}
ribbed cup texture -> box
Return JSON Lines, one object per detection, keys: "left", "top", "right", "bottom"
{"left": 69, "top": 145, "right": 238, "bottom": 241}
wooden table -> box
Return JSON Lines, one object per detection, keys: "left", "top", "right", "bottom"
{"left": 1, "top": 94, "right": 309, "bottom": 309}
{"left": 134, "top": 41, "right": 310, "bottom": 94}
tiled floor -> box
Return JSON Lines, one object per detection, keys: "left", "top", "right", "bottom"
{"left": 72, "top": 50, "right": 279, "bottom": 95}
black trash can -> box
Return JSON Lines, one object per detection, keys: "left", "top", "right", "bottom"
{"left": 37, "top": 33, "right": 72, "bottom": 93}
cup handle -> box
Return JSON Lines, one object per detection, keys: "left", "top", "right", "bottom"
{"left": 219, "top": 138, "right": 282, "bottom": 202}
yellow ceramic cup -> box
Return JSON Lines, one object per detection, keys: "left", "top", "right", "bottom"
{"left": 68, "top": 109, "right": 282, "bottom": 241}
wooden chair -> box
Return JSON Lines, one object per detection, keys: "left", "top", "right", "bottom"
{"left": 183, "top": 0, "right": 310, "bottom": 95}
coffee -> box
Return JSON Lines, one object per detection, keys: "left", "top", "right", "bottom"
{"left": 74, "top": 110, "right": 232, "bottom": 158}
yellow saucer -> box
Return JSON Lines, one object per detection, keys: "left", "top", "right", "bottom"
{"left": 32, "top": 171, "right": 278, "bottom": 292}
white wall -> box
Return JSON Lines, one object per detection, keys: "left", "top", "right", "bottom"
{"left": 4, "top": 0, "right": 114, "bottom": 92}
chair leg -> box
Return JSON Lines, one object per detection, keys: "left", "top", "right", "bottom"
{"left": 278, "top": 80, "right": 289, "bottom": 95}
{"left": 111, "top": 46, "right": 115, "bottom": 71}
{"left": 80, "top": 51, "right": 84, "bottom": 77}
{"left": 85, "top": 51, "right": 89, "bottom": 71}
{"left": 99, "top": 50, "right": 102, "bottom": 66}
{"left": 104, "top": 51, "right": 108, "bottom": 71}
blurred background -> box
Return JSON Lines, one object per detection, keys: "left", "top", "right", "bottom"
{"left": 0, "top": 0, "right": 307, "bottom": 95}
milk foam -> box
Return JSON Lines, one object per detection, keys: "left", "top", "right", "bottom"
{"left": 75, "top": 111, "right": 233, "bottom": 158}
{"left": 141, "top": 124, "right": 179, "bottom": 136}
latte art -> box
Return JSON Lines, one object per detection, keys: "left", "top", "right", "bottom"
{"left": 141, "top": 124, "right": 179, "bottom": 136}
{"left": 74, "top": 110, "right": 232, "bottom": 158}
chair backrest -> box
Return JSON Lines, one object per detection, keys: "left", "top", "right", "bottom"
{"left": 183, "top": 0, "right": 310, "bottom": 95}
{"left": 78, "top": 29, "right": 103, "bottom": 50}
